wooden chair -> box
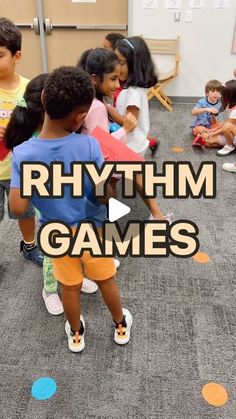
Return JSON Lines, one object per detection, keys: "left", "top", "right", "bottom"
{"left": 145, "top": 37, "right": 180, "bottom": 111}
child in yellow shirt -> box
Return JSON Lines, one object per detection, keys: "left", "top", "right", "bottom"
{"left": 0, "top": 17, "right": 42, "bottom": 265}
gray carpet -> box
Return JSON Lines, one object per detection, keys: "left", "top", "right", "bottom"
{"left": 0, "top": 103, "right": 235, "bottom": 419}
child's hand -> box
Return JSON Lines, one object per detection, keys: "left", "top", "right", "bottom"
{"left": 0, "top": 125, "right": 6, "bottom": 139}
{"left": 207, "top": 108, "right": 219, "bottom": 115}
{"left": 123, "top": 112, "right": 137, "bottom": 133}
{"left": 202, "top": 132, "right": 210, "bottom": 140}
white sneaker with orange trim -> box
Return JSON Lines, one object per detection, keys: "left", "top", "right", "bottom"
{"left": 114, "top": 308, "right": 133, "bottom": 345}
{"left": 65, "top": 316, "right": 85, "bottom": 353}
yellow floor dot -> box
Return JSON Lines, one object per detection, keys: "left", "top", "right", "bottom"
{"left": 172, "top": 147, "right": 184, "bottom": 153}
{"left": 201, "top": 383, "right": 229, "bottom": 407}
{"left": 192, "top": 252, "right": 210, "bottom": 263}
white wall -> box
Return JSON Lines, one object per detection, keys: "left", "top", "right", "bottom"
{"left": 128, "top": 0, "right": 236, "bottom": 97}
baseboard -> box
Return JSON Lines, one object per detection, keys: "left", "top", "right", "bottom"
{"left": 150, "top": 96, "right": 200, "bottom": 105}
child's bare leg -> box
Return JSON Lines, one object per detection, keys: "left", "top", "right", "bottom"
{"left": 135, "top": 174, "right": 165, "bottom": 220}
{"left": 147, "top": 198, "right": 165, "bottom": 220}
{"left": 18, "top": 217, "right": 35, "bottom": 242}
{"left": 61, "top": 282, "right": 82, "bottom": 331}
{"left": 193, "top": 126, "right": 209, "bottom": 136}
{"left": 205, "top": 135, "right": 222, "bottom": 148}
{"left": 95, "top": 276, "right": 123, "bottom": 324}
{"left": 222, "top": 123, "right": 235, "bottom": 145}
{"left": 110, "top": 177, "right": 119, "bottom": 199}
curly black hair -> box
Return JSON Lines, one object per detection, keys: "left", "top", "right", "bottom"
{"left": 0, "top": 17, "right": 22, "bottom": 55}
{"left": 43, "top": 66, "right": 94, "bottom": 119}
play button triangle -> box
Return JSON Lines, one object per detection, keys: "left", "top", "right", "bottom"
{"left": 108, "top": 198, "right": 131, "bottom": 222}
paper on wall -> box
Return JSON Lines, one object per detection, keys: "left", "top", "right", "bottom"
{"left": 189, "top": 0, "right": 205, "bottom": 8}
{"left": 165, "top": 0, "right": 182, "bottom": 9}
{"left": 213, "top": 0, "right": 230, "bottom": 7}
{"left": 143, "top": 0, "right": 158, "bottom": 8}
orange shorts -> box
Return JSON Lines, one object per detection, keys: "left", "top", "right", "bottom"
{"left": 52, "top": 227, "right": 116, "bottom": 286}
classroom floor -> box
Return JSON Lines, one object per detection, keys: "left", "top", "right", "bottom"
{"left": 0, "top": 103, "right": 235, "bottom": 419}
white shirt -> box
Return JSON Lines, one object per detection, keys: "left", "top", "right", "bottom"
{"left": 229, "top": 107, "right": 236, "bottom": 119}
{"left": 116, "top": 87, "right": 149, "bottom": 154}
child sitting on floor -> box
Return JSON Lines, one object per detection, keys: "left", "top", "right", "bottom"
{"left": 194, "top": 80, "right": 236, "bottom": 155}
{"left": 191, "top": 79, "right": 222, "bottom": 146}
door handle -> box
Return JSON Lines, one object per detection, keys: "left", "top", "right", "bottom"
{"left": 43, "top": 19, "right": 127, "bottom": 33}
{"left": 33, "top": 17, "right": 40, "bottom": 34}
{"left": 45, "top": 18, "right": 52, "bottom": 35}
{"left": 15, "top": 18, "right": 40, "bottom": 35}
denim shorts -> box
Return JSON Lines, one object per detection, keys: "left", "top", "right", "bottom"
{"left": 0, "top": 179, "right": 35, "bottom": 222}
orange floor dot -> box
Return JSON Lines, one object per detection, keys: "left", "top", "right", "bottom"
{"left": 201, "top": 383, "right": 229, "bottom": 407}
{"left": 192, "top": 252, "right": 210, "bottom": 263}
{"left": 172, "top": 147, "right": 184, "bottom": 153}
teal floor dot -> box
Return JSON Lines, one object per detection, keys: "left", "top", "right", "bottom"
{"left": 31, "top": 377, "right": 57, "bottom": 400}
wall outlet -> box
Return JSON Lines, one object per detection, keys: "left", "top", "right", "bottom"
{"left": 174, "top": 11, "right": 180, "bottom": 22}
{"left": 185, "top": 10, "right": 192, "bottom": 22}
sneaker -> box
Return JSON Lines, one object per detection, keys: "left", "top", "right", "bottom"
{"left": 217, "top": 144, "right": 235, "bottom": 156}
{"left": 114, "top": 308, "right": 133, "bottom": 345}
{"left": 20, "top": 241, "right": 44, "bottom": 266}
{"left": 149, "top": 213, "right": 174, "bottom": 225}
{"left": 164, "top": 212, "right": 174, "bottom": 224}
{"left": 192, "top": 134, "right": 205, "bottom": 147}
{"left": 81, "top": 278, "right": 98, "bottom": 294}
{"left": 65, "top": 316, "right": 85, "bottom": 353}
{"left": 114, "top": 258, "right": 120, "bottom": 269}
{"left": 148, "top": 137, "right": 159, "bottom": 156}
{"left": 222, "top": 162, "right": 236, "bottom": 173}
{"left": 42, "top": 288, "right": 64, "bottom": 315}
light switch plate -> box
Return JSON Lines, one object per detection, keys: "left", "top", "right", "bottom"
{"left": 185, "top": 10, "right": 192, "bottom": 22}
{"left": 174, "top": 11, "right": 180, "bottom": 21}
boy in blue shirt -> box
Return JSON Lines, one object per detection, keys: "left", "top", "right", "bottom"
{"left": 9, "top": 66, "right": 132, "bottom": 353}
{"left": 191, "top": 79, "right": 222, "bottom": 146}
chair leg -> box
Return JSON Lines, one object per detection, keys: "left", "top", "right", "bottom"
{"left": 165, "top": 96, "right": 173, "bottom": 105}
{"left": 154, "top": 92, "right": 173, "bottom": 111}
{"left": 159, "top": 89, "right": 172, "bottom": 105}
{"left": 148, "top": 87, "right": 155, "bottom": 101}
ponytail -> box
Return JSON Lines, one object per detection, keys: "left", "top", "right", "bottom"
{"left": 5, "top": 73, "right": 48, "bottom": 149}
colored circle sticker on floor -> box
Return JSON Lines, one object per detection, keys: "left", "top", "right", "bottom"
{"left": 202, "top": 383, "right": 229, "bottom": 407}
{"left": 31, "top": 377, "right": 57, "bottom": 400}
{"left": 192, "top": 252, "right": 210, "bottom": 264}
{"left": 172, "top": 147, "right": 185, "bottom": 153}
